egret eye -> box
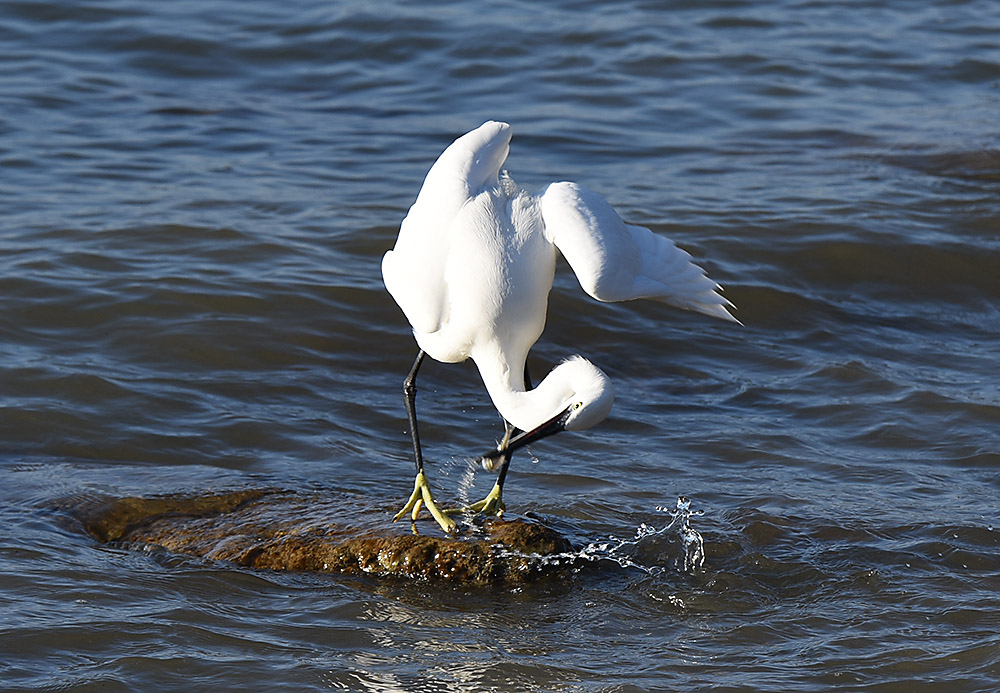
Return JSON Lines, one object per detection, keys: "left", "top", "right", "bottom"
{"left": 573, "top": 402, "right": 583, "bottom": 410}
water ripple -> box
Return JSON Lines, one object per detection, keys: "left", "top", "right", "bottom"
{"left": 2, "top": 0, "right": 1000, "bottom": 689}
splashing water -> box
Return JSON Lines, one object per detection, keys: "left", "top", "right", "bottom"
{"left": 596, "top": 495, "right": 706, "bottom": 574}
{"left": 449, "top": 456, "right": 706, "bottom": 575}
{"left": 492, "top": 496, "right": 707, "bottom": 576}
{"left": 661, "top": 496, "right": 706, "bottom": 573}
{"left": 453, "top": 457, "right": 480, "bottom": 508}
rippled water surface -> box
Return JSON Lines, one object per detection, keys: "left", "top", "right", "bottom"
{"left": 2, "top": 0, "right": 999, "bottom": 690}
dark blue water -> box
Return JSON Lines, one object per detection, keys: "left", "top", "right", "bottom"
{"left": 2, "top": 0, "right": 999, "bottom": 690}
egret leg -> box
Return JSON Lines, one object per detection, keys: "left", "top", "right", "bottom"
{"left": 392, "top": 350, "right": 456, "bottom": 533}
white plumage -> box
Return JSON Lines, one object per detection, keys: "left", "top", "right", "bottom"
{"left": 384, "top": 120, "right": 736, "bottom": 432}
{"left": 382, "top": 121, "right": 738, "bottom": 530}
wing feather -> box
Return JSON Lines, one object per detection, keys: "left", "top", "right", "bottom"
{"left": 383, "top": 121, "right": 513, "bottom": 334}
{"left": 539, "top": 181, "right": 739, "bottom": 323}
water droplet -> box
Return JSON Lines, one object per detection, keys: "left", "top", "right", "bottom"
{"left": 489, "top": 496, "right": 706, "bottom": 576}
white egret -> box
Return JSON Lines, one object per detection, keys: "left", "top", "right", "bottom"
{"left": 383, "top": 121, "right": 738, "bottom": 533}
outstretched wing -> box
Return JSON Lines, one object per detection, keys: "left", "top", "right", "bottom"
{"left": 539, "top": 181, "right": 739, "bottom": 323}
{"left": 383, "top": 121, "right": 513, "bottom": 334}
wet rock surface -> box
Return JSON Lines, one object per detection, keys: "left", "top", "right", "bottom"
{"left": 56, "top": 489, "right": 575, "bottom": 585}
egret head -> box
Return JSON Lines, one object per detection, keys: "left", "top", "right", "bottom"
{"left": 551, "top": 356, "right": 614, "bottom": 431}
{"left": 480, "top": 357, "right": 615, "bottom": 469}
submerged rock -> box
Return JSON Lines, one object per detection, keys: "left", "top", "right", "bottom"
{"left": 59, "top": 489, "right": 574, "bottom": 585}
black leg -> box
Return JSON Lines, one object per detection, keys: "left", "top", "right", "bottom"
{"left": 403, "top": 350, "right": 426, "bottom": 474}
{"left": 394, "top": 349, "right": 457, "bottom": 532}
{"left": 492, "top": 422, "right": 515, "bottom": 490}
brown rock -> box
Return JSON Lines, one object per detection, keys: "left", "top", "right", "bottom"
{"left": 60, "top": 489, "right": 576, "bottom": 585}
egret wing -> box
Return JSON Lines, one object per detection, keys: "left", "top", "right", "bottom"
{"left": 383, "top": 121, "right": 514, "bottom": 334}
{"left": 539, "top": 181, "right": 738, "bottom": 322}
{"left": 412, "top": 120, "right": 512, "bottom": 223}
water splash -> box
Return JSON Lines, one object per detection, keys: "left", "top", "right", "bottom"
{"left": 598, "top": 495, "right": 706, "bottom": 574}
{"left": 493, "top": 496, "right": 707, "bottom": 576}
{"left": 453, "top": 457, "right": 479, "bottom": 508}
{"left": 661, "top": 496, "right": 706, "bottom": 573}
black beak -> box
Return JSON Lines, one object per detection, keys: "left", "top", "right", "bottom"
{"left": 479, "top": 407, "right": 572, "bottom": 470}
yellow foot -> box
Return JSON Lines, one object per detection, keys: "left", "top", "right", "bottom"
{"left": 445, "top": 481, "right": 505, "bottom": 518}
{"left": 393, "top": 471, "right": 456, "bottom": 533}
